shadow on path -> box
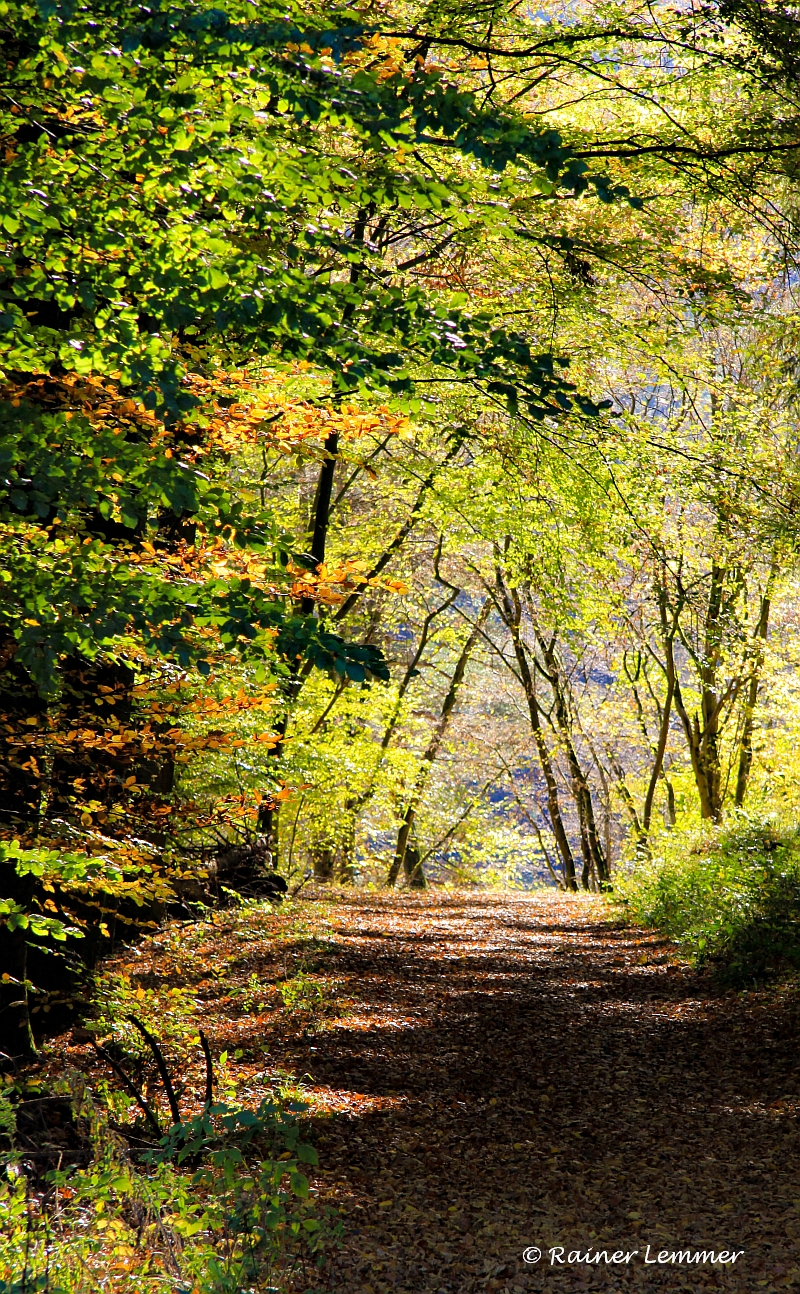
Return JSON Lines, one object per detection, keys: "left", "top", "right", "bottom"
{"left": 273, "top": 892, "right": 799, "bottom": 1293}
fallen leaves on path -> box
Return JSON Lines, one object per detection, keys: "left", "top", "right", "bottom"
{"left": 54, "top": 890, "right": 800, "bottom": 1292}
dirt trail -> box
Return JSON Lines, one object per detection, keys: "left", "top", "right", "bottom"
{"left": 288, "top": 891, "right": 799, "bottom": 1293}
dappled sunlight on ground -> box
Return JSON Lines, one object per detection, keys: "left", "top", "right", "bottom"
{"left": 53, "top": 890, "right": 800, "bottom": 1292}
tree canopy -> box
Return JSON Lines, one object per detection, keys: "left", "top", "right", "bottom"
{"left": 5, "top": 0, "right": 800, "bottom": 1040}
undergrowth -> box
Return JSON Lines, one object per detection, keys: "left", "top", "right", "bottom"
{"left": 0, "top": 1071, "right": 339, "bottom": 1294}
{"left": 617, "top": 814, "right": 800, "bottom": 984}
{"left": 0, "top": 898, "right": 346, "bottom": 1293}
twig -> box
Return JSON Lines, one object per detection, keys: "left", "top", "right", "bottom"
{"left": 417, "top": 771, "right": 504, "bottom": 868}
{"left": 199, "top": 1030, "right": 214, "bottom": 1108}
{"left": 288, "top": 872, "right": 312, "bottom": 900}
{"left": 531, "top": 821, "right": 566, "bottom": 891}
{"left": 90, "top": 1040, "right": 162, "bottom": 1138}
{"left": 127, "top": 1016, "right": 182, "bottom": 1127}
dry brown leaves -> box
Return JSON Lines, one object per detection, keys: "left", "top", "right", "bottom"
{"left": 54, "top": 890, "right": 800, "bottom": 1293}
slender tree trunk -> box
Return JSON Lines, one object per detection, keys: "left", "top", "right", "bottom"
{"left": 668, "top": 564, "right": 729, "bottom": 822}
{"left": 577, "top": 725, "right": 618, "bottom": 876}
{"left": 300, "top": 429, "right": 339, "bottom": 615}
{"left": 386, "top": 598, "right": 491, "bottom": 886}
{"left": 259, "top": 213, "right": 375, "bottom": 851}
{"left": 670, "top": 655, "right": 724, "bottom": 821}
{"left": 388, "top": 804, "right": 416, "bottom": 889}
{"left": 669, "top": 649, "right": 713, "bottom": 818}
{"left": 332, "top": 440, "right": 466, "bottom": 625}
{"left": 697, "top": 561, "right": 725, "bottom": 821}
{"left": 606, "top": 748, "right": 645, "bottom": 843}
{"left": 735, "top": 570, "right": 774, "bottom": 806}
{"left": 642, "top": 584, "right": 679, "bottom": 837}
{"left": 622, "top": 636, "right": 678, "bottom": 840}
{"left": 270, "top": 444, "right": 469, "bottom": 842}
{"left": 664, "top": 778, "right": 677, "bottom": 826}
{"left": 533, "top": 628, "right": 608, "bottom": 888}
{"left": 311, "top": 847, "right": 335, "bottom": 882}
{"left": 337, "top": 812, "right": 357, "bottom": 884}
{"left": 351, "top": 575, "right": 459, "bottom": 823}
{"left": 532, "top": 822, "right": 566, "bottom": 890}
{"left": 671, "top": 679, "right": 726, "bottom": 820}
{"left": 402, "top": 836, "right": 426, "bottom": 889}
{"left": 257, "top": 429, "right": 340, "bottom": 853}
{"left": 496, "top": 577, "right": 577, "bottom": 891}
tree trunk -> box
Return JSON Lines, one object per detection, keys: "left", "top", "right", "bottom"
{"left": 664, "top": 777, "right": 677, "bottom": 827}
{"left": 256, "top": 203, "right": 367, "bottom": 839}
{"left": 533, "top": 628, "right": 608, "bottom": 888}
{"left": 0, "top": 634, "right": 47, "bottom": 833}
{"left": 496, "top": 577, "right": 577, "bottom": 891}
{"left": 667, "top": 563, "right": 730, "bottom": 822}
{"left": 332, "top": 442, "right": 466, "bottom": 625}
{"left": 337, "top": 808, "right": 357, "bottom": 884}
{"left": 606, "top": 748, "right": 645, "bottom": 844}
{"left": 641, "top": 583, "right": 679, "bottom": 838}
{"left": 670, "top": 650, "right": 723, "bottom": 821}
{"left": 402, "top": 837, "right": 426, "bottom": 889}
{"left": 350, "top": 575, "right": 459, "bottom": 824}
{"left": 735, "top": 570, "right": 774, "bottom": 807}
{"left": 670, "top": 655, "right": 714, "bottom": 819}
{"left": 257, "top": 425, "right": 342, "bottom": 860}
{"left": 386, "top": 599, "right": 491, "bottom": 886}
{"left": 311, "top": 847, "right": 335, "bottom": 883}
{"left": 697, "top": 561, "right": 725, "bottom": 821}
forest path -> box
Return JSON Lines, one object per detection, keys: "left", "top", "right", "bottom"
{"left": 290, "top": 890, "right": 799, "bottom": 1294}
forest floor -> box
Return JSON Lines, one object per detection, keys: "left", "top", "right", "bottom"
{"left": 52, "top": 889, "right": 800, "bottom": 1293}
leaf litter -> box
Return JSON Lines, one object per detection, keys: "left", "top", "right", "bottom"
{"left": 49, "top": 890, "right": 800, "bottom": 1292}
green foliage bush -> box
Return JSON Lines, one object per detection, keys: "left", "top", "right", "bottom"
{"left": 0, "top": 1074, "right": 337, "bottom": 1294}
{"left": 618, "top": 815, "right": 800, "bottom": 984}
